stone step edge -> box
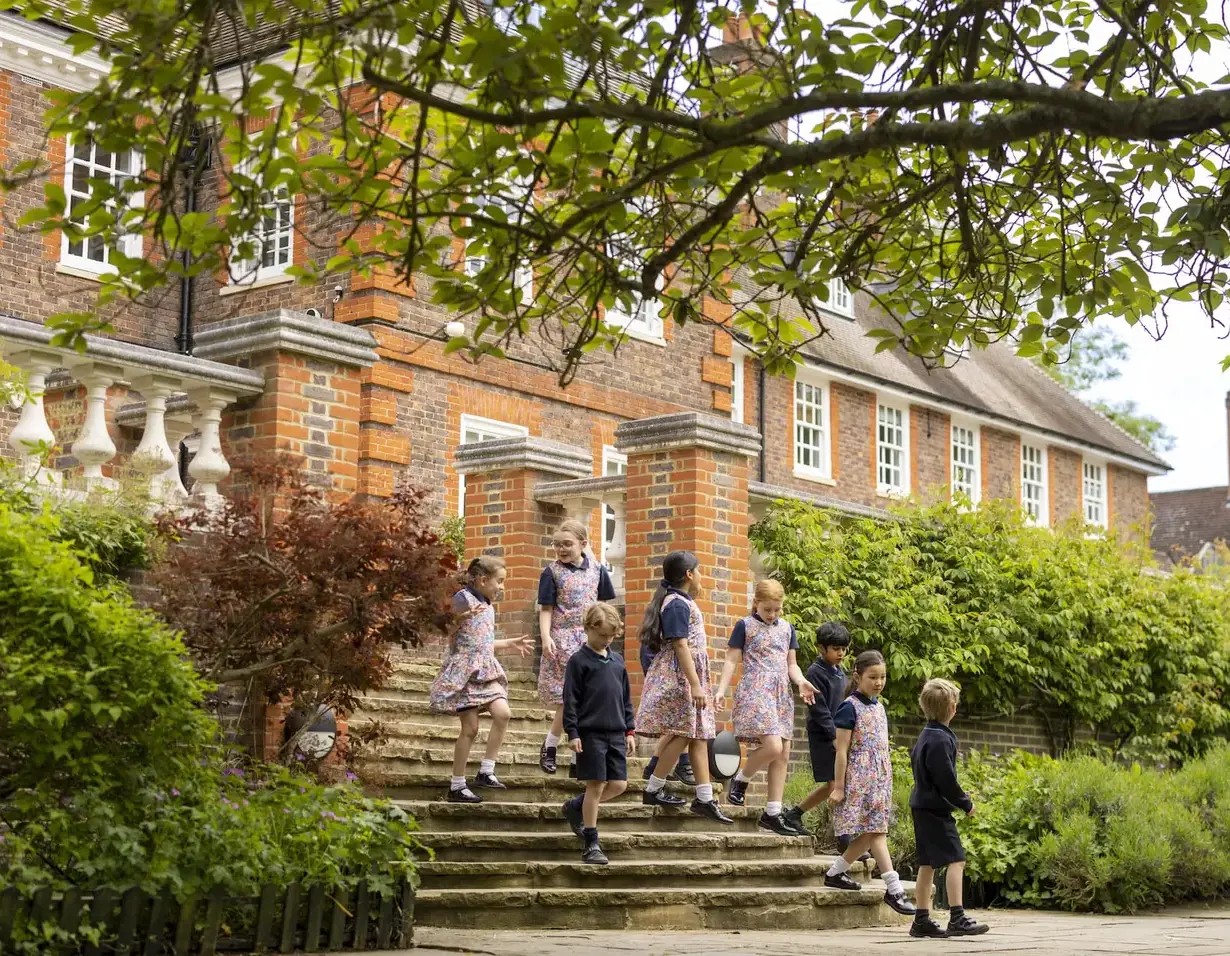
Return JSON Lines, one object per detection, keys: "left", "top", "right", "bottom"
{"left": 417, "top": 857, "right": 871, "bottom": 873}
{"left": 414, "top": 884, "right": 902, "bottom": 907}
{"left": 416, "top": 830, "right": 811, "bottom": 846}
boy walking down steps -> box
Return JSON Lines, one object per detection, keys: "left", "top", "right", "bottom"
{"left": 561, "top": 603, "right": 636, "bottom": 864}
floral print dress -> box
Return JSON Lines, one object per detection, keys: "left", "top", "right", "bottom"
{"left": 537, "top": 559, "right": 602, "bottom": 706}
{"left": 635, "top": 592, "right": 717, "bottom": 740}
{"left": 832, "top": 694, "right": 893, "bottom": 837}
{"left": 731, "top": 615, "right": 796, "bottom": 742}
{"left": 429, "top": 587, "right": 509, "bottom": 713}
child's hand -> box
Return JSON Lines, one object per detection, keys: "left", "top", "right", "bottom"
{"left": 799, "top": 680, "right": 817, "bottom": 705}
{"left": 714, "top": 690, "right": 728, "bottom": 712}
{"left": 690, "top": 684, "right": 707, "bottom": 709}
{"left": 541, "top": 634, "right": 556, "bottom": 658}
{"left": 570, "top": 738, "right": 583, "bottom": 753}
{"left": 828, "top": 788, "right": 845, "bottom": 806}
{"left": 511, "top": 635, "right": 533, "bottom": 657}
{"left": 626, "top": 733, "right": 636, "bottom": 756}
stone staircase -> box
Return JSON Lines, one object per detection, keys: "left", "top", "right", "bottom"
{"left": 352, "top": 656, "right": 910, "bottom": 931}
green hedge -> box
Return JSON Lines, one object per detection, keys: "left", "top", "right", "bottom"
{"left": 754, "top": 499, "right": 1230, "bottom": 758}
{"left": 788, "top": 746, "right": 1230, "bottom": 914}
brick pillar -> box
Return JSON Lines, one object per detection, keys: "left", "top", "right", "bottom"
{"left": 615, "top": 413, "right": 761, "bottom": 708}
{"left": 454, "top": 436, "right": 594, "bottom": 667}
{"left": 193, "top": 309, "right": 379, "bottom": 494}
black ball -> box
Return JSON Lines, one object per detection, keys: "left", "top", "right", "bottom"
{"left": 708, "top": 730, "right": 742, "bottom": 782}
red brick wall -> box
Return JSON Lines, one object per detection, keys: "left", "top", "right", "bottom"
{"left": 911, "top": 404, "right": 950, "bottom": 501}
{"left": 1050, "top": 447, "right": 1082, "bottom": 524}
{"left": 1110, "top": 464, "right": 1149, "bottom": 538}
{"left": 982, "top": 427, "right": 1020, "bottom": 503}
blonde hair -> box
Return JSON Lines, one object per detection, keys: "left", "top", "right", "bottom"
{"left": 919, "top": 678, "right": 961, "bottom": 721}
{"left": 554, "top": 519, "right": 589, "bottom": 544}
{"left": 583, "top": 602, "right": 622, "bottom": 634}
{"left": 752, "top": 579, "right": 785, "bottom": 606}
{"left": 465, "top": 555, "right": 506, "bottom": 580}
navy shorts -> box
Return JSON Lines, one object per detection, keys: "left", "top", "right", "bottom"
{"left": 912, "top": 808, "right": 966, "bottom": 867}
{"left": 809, "top": 735, "right": 836, "bottom": 783}
{"left": 573, "top": 731, "right": 628, "bottom": 782}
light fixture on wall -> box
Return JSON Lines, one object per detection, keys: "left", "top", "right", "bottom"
{"left": 284, "top": 705, "right": 338, "bottom": 760}
{"left": 445, "top": 320, "right": 466, "bottom": 338}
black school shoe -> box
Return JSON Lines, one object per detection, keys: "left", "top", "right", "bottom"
{"left": 883, "top": 891, "right": 916, "bottom": 916}
{"left": 691, "top": 799, "right": 734, "bottom": 824}
{"left": 725, "top": 778, "right": 748, "bottom": 806}
{"left": 909, "top": 917, "right": 949, "bottom": 939}
{"left": 447, "top": 785, "right": 482, "bottom": 804}
{"left": 672, "top": 762, "right": 697, "bottom": 786}
{"left": 562, "top": 799, "right": 583, "bottom": 837}
{"left": 758, "top": 811, "right": 800, "bottom": 836}
{"left": 581, "top": 843, "right": 609, "bottom": 865}
{"left": 947, "top": 914, "right": 990, "bottom": 936}
{"left": 643, "top": 789, "right": 687, "bottom": 808}
{"left": 472, "top": 772, "right": 506, "bottom": 790}
{"left": 823, "top": 871, "right": 862, "bottom": 891}
{"left": 782, "top": 806, "right": 812, "bottom": 836}
{"left": 540, "top": 742, "right": 558, "bottom": 775}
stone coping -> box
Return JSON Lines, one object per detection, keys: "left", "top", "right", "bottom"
{"left": 193, "top": 309, "right": 379, "bottom": 368}
{"left": 615, "top": 412, "right": 760, "bottom": 458}
{"left": 748, "top": 480, "right": 893, "bottom": 520}
{"left": 534, "top": 474, "right": 625, "bottom": 503}
{"left": 115, "top": 394, "right": 196, "bottom": 428}
{"left": 0, "top": 314, "right": 265, "bottom": 394}
{"left": 454, "top": 436, "right": 593, "bottom": 479}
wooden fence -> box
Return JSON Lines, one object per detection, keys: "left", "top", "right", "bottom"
{"left": 0, "top": 880, "right": 414, "bottom": 954}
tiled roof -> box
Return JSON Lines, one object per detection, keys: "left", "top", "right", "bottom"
{"left": 1150, "top": 486, "right": 1230, "bottom": 563}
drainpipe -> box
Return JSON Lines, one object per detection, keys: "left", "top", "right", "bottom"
{"left": 175, "top": 125, "right": 202, "bottom": 355}
{"left": 757, "top": 362, "right": 767, "bottom": 483}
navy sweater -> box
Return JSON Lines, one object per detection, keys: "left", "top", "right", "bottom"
{"left": 563, "top": 644, "right": 635, "bottom": 739}
{"left": 909, "top": 720, "right": 974, "bottom": 813}
{"left": 804, "top": 660, "right": 846, "bottom": 741}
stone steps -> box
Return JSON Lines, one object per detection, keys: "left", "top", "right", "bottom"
{"left": 349, "top": 719, "right": 552, "bottom": 750}
{"left": 351, "top": 697, "right": 555, "bottom": 727}
{"left": 412, "top": 886, "right": 910, "bottom": 931}
{"left": 419, "top": 830, "right": 813, "bottom": 863}
{"left": 374, "top": 770, "right": 711, "bottom": 804}
{"left": 379, "top": 675, "right": 544, "bottom": 703}
{"left": 416, "top": 856, "right": 875, "bottom": 890}
{"left": 357, "top": 745, "right": 656, "bottom": 777}
{"left": 396, "top": 800, "right": 775, "bottom": 834}
{"left": 390, "top": 660, "right": 537, "bottom": 685}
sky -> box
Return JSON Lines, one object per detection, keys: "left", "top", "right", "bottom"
{"left": 1091, "top": 305, "right": 1230, "bottom": 493}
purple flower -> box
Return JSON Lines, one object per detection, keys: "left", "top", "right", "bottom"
{"left": 223, "top": 768, "right": 244, "bottom": 777}
{"left": 282, "top": 808, "right": 291, "bottom": 814}
{"left": 171, "top": 788, "right": 180, "bottom": 797}
{"left": 345, "top": 772, "right": 358, "bottom": 783}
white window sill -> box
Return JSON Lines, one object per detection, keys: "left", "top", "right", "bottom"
{"left": 793, "top": 467, "right": 836, "bottom": 487}
{"left": 220, "top": 272, "right": 295, "bottom": 296}
{"left": 877, "top": 488, "right": 910, "bottom": 500}
{"left": 56, "top": 261, "right": 111, "bottom": 283}
{"left": 611, "top": 325, "right": 667, "bottom": 347}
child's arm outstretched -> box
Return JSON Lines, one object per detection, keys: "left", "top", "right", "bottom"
{"left": 829, "top": 727, "right": 852, "bottom": 804}
{"left": 787, "top": 649, "right": 816, "bottom": 704}
{"left": 495, "top": 634, "right": 533, "bottom": 656}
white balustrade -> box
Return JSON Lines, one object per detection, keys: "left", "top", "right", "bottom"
{"left": 69, "top": 360, "right": 124, "bottom": 488}
{"left": 7, "top": 348, "right": 61, "bottom": 484}
{"left": 187, "top": 387, "right": 236, "bottom": 502}
{"left": 604, "top": 496, "right": 627, "bottom": 592}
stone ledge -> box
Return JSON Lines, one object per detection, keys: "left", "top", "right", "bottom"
{"left": 748, "top": 480, "right": 894, "bottom": 520}
{"left": 454, "top": 436, "right": 592, "bottom": 479}
{"left": 534, "top": 474, "right": 625, "bottom": 503}
{"left": 615, "top": 412, "right": 760, "bottom": 458}
{"left": 193, "top": 309, "right": 379, "bottom": 368}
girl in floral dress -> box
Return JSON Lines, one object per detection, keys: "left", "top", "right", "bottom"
{"left": 430, "top": 556, "right": 532, "bottom": 803}
{"left": 823, "top": 649, "right": 916, "bottom": 915}
{"left": 714, "top": 579, "right": 817, "bottom": 835}
{"left": 635, "top": 550, "right": 732, "bottom": 824}
{"left": 536, "top": 519, "right": 617, "bottom": 774}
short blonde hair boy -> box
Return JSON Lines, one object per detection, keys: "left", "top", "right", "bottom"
{"left": 583, "top": 602, "right": 622, "bottom": 634}
{"left": 919, "top": 678, "right": 961, "bottom": 721}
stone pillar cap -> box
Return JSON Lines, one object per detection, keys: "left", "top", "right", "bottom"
{"left": 615, "top": 411, "right": 761, "bottom": 457}
{"left": 454, "top": 435, "right": 593, "bottom": 479}
{"left": 193, "top": 309, "right": 379, "bottom": 368}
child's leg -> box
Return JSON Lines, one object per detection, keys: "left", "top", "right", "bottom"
{"left": 866, "top": 832, "right": 911, "bottom": 908}
{"left": 842, "top": 831, "right": 875, "bottom": 865}
{"left": 651, "top": 734, "right": 691, "bottom": 781}
{"left": 915, "top": 865, "right": 936, "bottom": 912}
{"left": 581, "top": 780, "right": 607, "bottom": 828}
{"left": 946, "top": 861, "right": 965, "bottom": 909}
{"left": 686, "top": 737, "right": 710, "bottom": 784}
{"left": 548, "top": 705, "right": 565, "bottom": 739}
{"left": 765, "top": 739, "right": 790, "bottom": 808}
{"left": 798, "top": 782, "right": 831, "bottom": 811}
{"left": 453, "top": 710, "right": 480, "bottom": 777}
{"left": 738, "top": 734, "right": 784, "bottom": 783}
{"left": 483, "top": 698, "right": 512, "bottom": 762}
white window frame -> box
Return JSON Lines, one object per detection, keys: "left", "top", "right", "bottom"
{"left": 604, "top": 254, "right": 664, "bottom": 342}
{"left": 1082, "top": 459, "right": 1108, "bottom": 529}
{"left": 463, "top": 178, "right": 534, "bottom": 304}
{"left": 876, "top": 401, "right": 910, "bottom": 496}
{"left": 60, "top": 136, "right": 144, "bottom": 275}
{"left": 819, "top": 276, "right": 854, "bottom": 318}
{"left": 601, "top": 446, "right": 627, "bottom": 565}
{"left": 793, "top": 374, "right": 832, "bottom": 482}
{"left": 457, "top": 415, "right": 529, "bottom": 516}
{"left": 950, "top": 420, "right": 980, "bottom": 505}
{"left": 1021, "top": 443, "right": 1048, "bottom": 527}
{"left": 730, "top": 347, "right": 746, "bottom": 424}
{"left": 228, "top": 147, "right": 295, "bottom": 285}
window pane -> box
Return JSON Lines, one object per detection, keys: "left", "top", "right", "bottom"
{"left": 794, "top": 381, "right": 827, "bottom": 474}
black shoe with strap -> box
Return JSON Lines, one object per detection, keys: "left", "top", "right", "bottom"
{"left": 691, "top": 798, "right": 734, "bottom": 824}
{"left": 947, "top": 913, "right": 990, "bottom": 936}
{"left": 782, "top": 806, "right": 812, "bottom": 836}
{"left": 642, "top": 789, "right": 687, "bottom": 808}
{"left": 581, "top": 843, "right": 609, "bottom": 865}
{"left": 447, "top": 785, "right": 482, "bottom": 804}
{"left": 757, "top": 811, "right": 800, "bottom": 836}
{"left": 823, "top": 871, "right": 861, "bottom": 891}
{"left": 909, "top": 917, "right": 949, "bottom": 939}
{"left": 883, "top": 891, "right": 916, "bottom": 916}
{"left": 539, "top": 742, "right": 557, "bottom": 775}
{"left": 473, "top": 771, "right": 506, "bottom": 790}
{"left": 671, "top": 762, "right": 697, "bottom": 786}
{"left": 726, "top": 778, "right": 748, "bottom": 806}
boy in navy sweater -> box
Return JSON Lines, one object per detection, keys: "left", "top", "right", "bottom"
{"left": 908, "top": 679, "right": 989, "bottom": 939}
{"left": 783, "top": 622, "right": 851, "bottom": 838}
{"left": 561, "top": 603, "right": 636, "bottom": 865}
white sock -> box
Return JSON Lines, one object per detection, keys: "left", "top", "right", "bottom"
{"left": 696, "top": 783, "right": 714, "bottom": 803}
{"left": 545, "top": 732, "right": 560, "bottom": 749}
{"left": 479, "top": 759, "right": 495, "bottom": 775}
{"left": 646, "top": 774, "right": 667, "bottom": 794}
{"left": 733, "top": 770, "right": 748, "bottom": 783}
{"left": 450, "top": 776, "right": 466, "bottom": 789}
{"left": 827, "top": 857, "right": 851, "bottom": 877}
{"left": 766, "top": 801, "right": 782, "bottom": 816}
{"left": 883, "top": 870, "right": 902, "bottom": 896}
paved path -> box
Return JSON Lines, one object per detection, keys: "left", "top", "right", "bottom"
{"left": 405, "top": 904, "right": 1230, "bottom": 955}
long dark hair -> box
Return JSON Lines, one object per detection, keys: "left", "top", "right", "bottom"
{"left": 637, "top": 550, "right": 700, "bottom": 656}
{"left": 844, "top": 649, "right": 885, "bottom": 698}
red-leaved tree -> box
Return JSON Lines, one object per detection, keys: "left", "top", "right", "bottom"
{"left": 150, "top": 455, "right": 457, "bottom": 740}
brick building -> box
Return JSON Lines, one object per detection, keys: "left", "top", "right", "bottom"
{"left": 0, "top": 13, "right": 1169, "bottom": 712}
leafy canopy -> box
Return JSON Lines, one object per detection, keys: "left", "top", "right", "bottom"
{"left": 6, "top": 0, "right": 1230, "bottom": 381}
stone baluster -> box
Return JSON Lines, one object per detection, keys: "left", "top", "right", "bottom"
{"left": 69, "top": 361, "right": 124, "bottom": 488}
{"left": 130, "top": 374, "right": 182, "bottom": 501}
{"left": 605, "top": 496, "right": 627, "bottom": 592}
{"left": 163, "top": 418, "right": 193, "bottom": 500}
{"left": 187, "top": 387, "right": 235, "bottom": 503}
{"left": 7, "top": 349, "right": 62, "bottom": 484}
